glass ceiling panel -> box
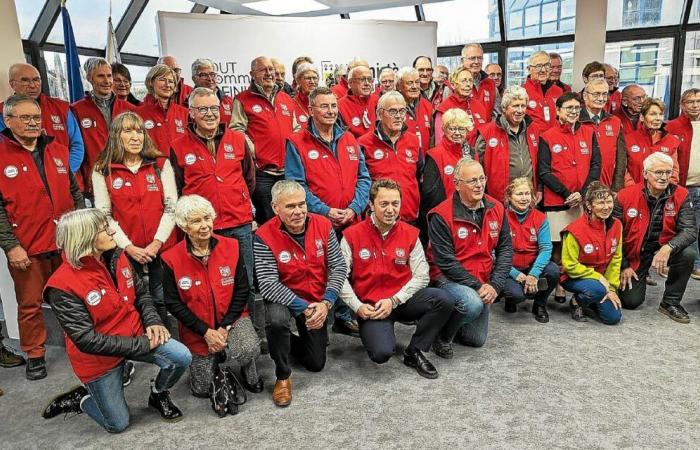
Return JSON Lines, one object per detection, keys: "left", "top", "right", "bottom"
{"left": 121, "top": 0, "right": 193, "bottom": 56}
{"left": 46, "top": 0, "right": 130, "bottom": 48}
{"left": 16, "top": 0, "right": 46, "bottom": 39}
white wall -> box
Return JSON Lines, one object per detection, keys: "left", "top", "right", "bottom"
{"left": 1, "top": 0, "right": 25, "bottom": 98}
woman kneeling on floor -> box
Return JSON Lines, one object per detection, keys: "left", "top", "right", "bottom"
{"left": 43, "top": 209, "right": 191, "bottom": 432}
{"left": 161, "top": 195, "right": 263, "bottom": 400}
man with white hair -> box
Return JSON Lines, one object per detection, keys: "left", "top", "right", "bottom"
{"left": 369, "top": 67, "right": 397, "bottom": 107}
{"left": 331, "top": 58, "right": 367, "bottom": 100}
{"left": 338, "top": 63, "right": 374, "bottom": 139}
{"left": 476, "top": 85, "right": 541, "bottom": 203}
{"left": 190, "top": 58, "right": 233, "bottom": 124}
{"left": 522, "top": 50, "right": 563, "bottom": 132}
{"left": 461, "top": 43, "right": 497, "bottom": 117}
{"left": 71, "top": 57, "right": 135, "bottom": 199}
{"left": 614, "top": 152, "right": 697, "bottom": 322}
{"left": 396, "top": 66, "right": 433, "bottom": 153}
{"left": 1, "top": 63, "right": 84, "bottom": 173}
{"left": 414, "top": 56, "right": 451, "bottom": 110}
{"left": 158, "top": 55, "right": 192, "bottom": 105}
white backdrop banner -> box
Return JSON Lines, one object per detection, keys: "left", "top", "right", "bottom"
{"left": 158, "top": 13, "right": 437, "bottom": 97}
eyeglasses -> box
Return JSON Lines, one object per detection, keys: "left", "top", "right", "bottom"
{"left": 195, "top": 72, "right": 217, "bottom": 79}
{"left": 353, "top": 77, "right": 374, "bottom": 84}
{"left": 402, "top": 80, "right": 419, "bottom": 87}
{"left": 462, "top": 56, "right": 484, "bottom": 62}
{"left": 382, "top": 108, "right": 407, "bottom": 117}
{"left": 14, "top": 77, "right": 41, "bottom": 86}
{"left": 156, "top": 77, "right": 175, "bottom": 85}
{"left": 190, "top": 106, "right": 220, "bottom": 115}
{"left": 98, "top": 223, "right": 112, "bottom": 234}
{"left": 303, "top": 76, "right": 319, "bottom": 82}
{"left": 172, "top": 68, "right": 182, "bottom": 74}
{"left": 446, "top": 126, "right": 468, "bottom": 134}
{"left": 529, "top": 63, "right": 551, "bottom": 72}
{"left": 455, "top": 176, "right": 487, "bottom": 186}
{"left": 488, "top": 73, "right": 502, "bottom": 79}
{"left": 588, "top": 74, "right": 606, "bottom": 80}
{"left": 312, "top": 103, "right": 338, "bottom": 111}
{"left": 7, "top": 114, "right": 41, "bottom": 124}
{"left": 113, "top": 79, "right": 131, "bottom": 86}
{"left": 586, "top": 91, "right": 608, "bottom": 99}
{"left": 648, "top": 169, "right": 672, "bottom": 178}
{"left": 605, "top": 76, "right": 619, "bottom": 82}
{"left": 561, "top": 106, "right": 581, "bottom": 113}
{"left": 630, "top": 95, "right": 647, "bottom": 103}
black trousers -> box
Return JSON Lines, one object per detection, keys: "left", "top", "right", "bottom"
{"left": 357, "top": 287, "right": 454, "bottom": 364}
{"left": 265, "top": 302, "right": 328, "bottom": 380}
{"left": 618, "top": 245, "right": 697, "bottom": 309}
{"left": 253, "top": 171, "right": 284, "bottom": 226}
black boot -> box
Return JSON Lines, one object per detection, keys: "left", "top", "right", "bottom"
{"left": 122, "top": 361, "right": 135, "bottom": 387}
{"left": 26, "top": 356, "right": 47, "bottom": 380}
{"left": 504, "top": 297, "right": 517, "bottom": 313}
{"left": 532, "top": 303, "right": 549, "bottom": 323}
{"left": 42, "top": 385, "right": 87, "bottom": 419}
{"left": 570, "top": 299, "right": 587, "bottom": 322}
{"left": 403, "top": 347, "right": 438, "bottom": 379}
{"left": 148, "top": 382, "right": 183, "bottom": 422}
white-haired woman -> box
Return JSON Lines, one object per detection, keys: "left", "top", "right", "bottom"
{"left": 161, "top": 195, "right": 262, "bottom": 400}
{"left": 434, "top": 66, "right": 490, "bottom": 145}
{"left": 42, "top": 209, "right": 190, "bottom": 432}
{"left": 292, "top": 62, "right": 319, "bottom": 124}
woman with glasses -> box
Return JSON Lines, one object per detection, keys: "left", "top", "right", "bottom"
{"left": 112, "top": 63, "right": 141, "bottom": 107}
{"left": 502, "top": 177, "right": 558, "bottom": 323}
{"left": 559, "top": 182, "right": 623, "bottom": 325}
{"left": 42, "top": 209, "right": 191, "bottom": 431}
{"left": 291, "top": 63, "right": 319, "bottom": 125}
{"left": 537, "top": 92, "right": 601, "bottom": 319}
{"left": 92, "top": 111, "right": 178, "bottom": 327}
{"left": 135, "top": 64, "right": 190, "bottom": 154}
{"left": 422, "top": 108, "right": 477, "bottom": 214}
{"left": 624, "top": 98, "right": 680, "bottom": 187}
{"left": 434, "top": 66, "right": 490, "bottom": 145}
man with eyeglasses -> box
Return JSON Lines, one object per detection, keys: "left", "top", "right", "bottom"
{"left": 548, "top": 53, "right": 571, "bottom": 94}
{"left": 358, "top": 91, "right": 422, "bottom": 225}
{"left": 71, "top": 57, "right": 135, "bottom": 201}
{"left": 615, "top": 84, "right": 647, "bottom": 133}
{"left": 285, "top": 86, "right": 370, "bottom": 337}
{"left": 338, "top": 64, "right": 375, "bottom": 139}
{"left": 523, "top": 51, "right": 563, "bottom": 133}
{"left": 579, "top": 78, "right": 627, "bottom": 192}
{"left": 580, "top": 61, "right": 606, "bottom": 90}
{"left": 190, "top": 58, "right": 233, "bottom": 125}
{"left": 484, "top": 63, "right": 504, "bottom": 115}
{"left": 666, "top": 88, "right": 700, "bottom": 280}
{"left": 231, "top": 56, "right": 297, "bottom": 225}
{"left": 0, "top": 94, "right": 84, "bottom": 379}
{"left": 428, "top": 158, "right": 512, "bottom": 355}
{"left": 1, "top": 64, "right": 84, "bottom": 175}
{"left": 158, "top": 56, "right": 192, "bottom": 106}
{"left": 369, "top": 67, "right": 397, "bottom": 109}
{"left": 603, "top": 64, "right": 622, "bottom": 114}
{"left": 396, "top": 66, "right": 434, "bottom": 154}
{"left": 614, "top": 152, "right": 697, "bottom": 323}
{"left": 461, "top": 43, "right": 497, "bottom": 117}
{"left": 414, "top": 56, "right": 451, "bottom": 110}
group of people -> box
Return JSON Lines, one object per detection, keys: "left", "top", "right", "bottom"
{"left": 0, "top": 42, "right": 698, "bottom": 431}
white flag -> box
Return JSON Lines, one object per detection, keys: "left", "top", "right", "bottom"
{"left": 106, "top": 16, "right": 121, "bottom": 64}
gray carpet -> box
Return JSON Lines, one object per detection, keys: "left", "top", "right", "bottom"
{"left": 1, "top": 277, "right": 699, "bottom": 449}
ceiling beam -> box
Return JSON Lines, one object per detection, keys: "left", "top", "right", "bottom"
{"left": 28, "top": 0, "right": 61, "bottom": 45}
{"left": 115, "top": 0, "right": 149, "bottom": 48}
{"left": 191, "top": 3, "right": 208, "bottom": 14}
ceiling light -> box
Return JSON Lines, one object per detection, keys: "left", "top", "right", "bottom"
{"left": 242, "top": 0, "right": 330, "bottom": 15}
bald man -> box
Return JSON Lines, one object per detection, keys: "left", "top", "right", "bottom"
{"left": 0, "top": 63, "right": 84, "bottom": 173}
{"left": 614, "top": 84, "right": 647, "bottom": 133}
{"left": 157, "top": 56, "right": 192, "bottom": 105}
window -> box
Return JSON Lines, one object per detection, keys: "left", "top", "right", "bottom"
{"left": 507, "top": 42, "right": 573, "bottom": 86}
{"left": 46, "top": 0, "right": 131, "bottom": 49}
{"left": 605, "top": 38, "right": 673, "bottom": 105}
{"left": 121, "top": 0, "right": 194, "bottom": 56}
{"left": 423, "top": 0, "right": 499, "bottom": 46}
{"left": 607, "top": 0, "right": 683, "bottom": 30}
{"left": 505, "top": 0, "right": 576, "bottom": 39}
{"left": 349, "top": 6, "right": 417, "bottom": 21}
{"left": 125, "top": 65, "right": 150, "bottom": 101}
{"left": 437, "top": 53, "right": 498, "bottom": 79}
{"left": 205, "top": 8, "right": 221, "bottom": 14}
{"left": 691, "top": 0, "right": 700, "bottom": 23}
{"left": 16, "top": 0, "right": 45, "bottom": 39}
{"left": 42, "top": 51, "right": 89, "bottom": 101}
{"left": 682, "top": 31, "right": 700, "bottom": 94}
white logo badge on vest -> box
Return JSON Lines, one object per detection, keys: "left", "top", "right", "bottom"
{"left": 627, "top": 208, "right": 638, "bottom": 218}
{"left": 351, "top": 117, "right": 361, "bottom": 127}
{"left": 373, "top": 149, "right": 384, "bottom": 160}
{"left": 583, "top": 244, "right": 594, "bottom": 254}
{"left": 220, "top": 265, "right": 234, "bottom": 286}
{"left": 252, "top": 104, "right": 263, "bottom": 114}
{"left": 488, "top": 138, "right": 499, "bottom": 148}
{"left": 146, "top": 174, "right": 156, "bottom": 184}
{"left": 444, "top": 165, "right": 454, "bottom": 175}
{"left": 552, "top": 144, "right": 563, "bottom": 153}
{"left": 528, "top": 100, "right": 537, "bottom": 109}
{"left": 81, "top": 118, "right": 92, "bottom": 129}
{"left": 184, "top": 153, "right": 197, "bottom": 165}
{"left": 315, "top": 239, "right": 324, "bottom": 257}
{"left": 347, "top": 146, "right": 358, "bottom": 160}
{"left": 631, "top": 145, "right": 640, "bottom": 153}
{"left": 53, "top": 158, "right": 68, "bottom": 174}
{"left": 86, "top": 290, "right": 102, "bottom": 306}
{"left": 279, "top": 251, "right": 292, "bottom": 263}
{"left": 3, "top": 165, "right": 18, "bottom": 179}
{"left": 457, "top": 227, "right": 468, "bottom": 239}
{"left": 358, "top": 248, "right": 371, "bottom": 260}
{"left": 299, "top": 115, "right": 308, "bottom": 123}
{"left": 665, "top": 202, "right": 676, "bottom": 216}
{"left": 112, "top": 177, "right": 124, "bottom": 190}
{"left": 224, "top": 144, "right": 233, "bottom": 153}
{"left": 308, "top": 150, "right": 320, "bottom": 160}
{"left": 144, "top": 120, "right": 155, "bottom": 130}
{"left": 178, "top": 277, "right": 193, "bottom": 290}
{"left": 51, "top": 115, "right": 60, "bottom": 124}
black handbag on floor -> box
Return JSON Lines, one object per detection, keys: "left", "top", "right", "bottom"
{"left": 208, "top": 353, "right": 248, "bottom": 418}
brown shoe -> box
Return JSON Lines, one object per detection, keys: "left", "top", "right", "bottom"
{"left": 691, "top": 269, "right": 700, "bottom": 280}
{"left": 272, "top": 378, "right": 292, "bottom": 407}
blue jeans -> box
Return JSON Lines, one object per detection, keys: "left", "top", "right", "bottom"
{"left": 435, "top": 278, "right": 489, "bottom": 347}
{"left": 687, "top": 187, "right": 700, "bottom": 270}
{"left": 502, "top": 261, "right": 560, "bottom": 306}
{"left": 562, "top": 278, "right": 622, "bottom": 325}
{"left": 81, "top": 339, "right": 191, "bottom": 433}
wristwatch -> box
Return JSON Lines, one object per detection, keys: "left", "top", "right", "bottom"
{"left": 322, "top": 300, "right": 333, "bottom": 311}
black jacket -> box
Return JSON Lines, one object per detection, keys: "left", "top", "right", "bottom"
{"left": 45, "top": 249, "right": 161, "bottom": 358}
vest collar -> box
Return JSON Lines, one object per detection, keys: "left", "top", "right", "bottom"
{"left": 579, "top": 107, "right": 609, "bottom": 124}
{"left": 0, "top": 127, "right": 53, "bottom": 150}
{"left": 441, "top": 138, "right": 466, "bottom": 157}
{"left": 185, "top": 235, "right": 220, "bottom": 256}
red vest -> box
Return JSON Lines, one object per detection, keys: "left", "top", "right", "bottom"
{"left": 287, "top": 124, "right": 360, "bottom": 210}
{"left": 338, "top": 93, "right": 375, "bottom": 139}
{"left": 342, "top": 217, "right": 419, "bottom": 303}
{"left": 70, "top": 96, "right": 135, "bottom": 193}
{"left": 616, "top": 183, "right": 688, "bottom": 271}
{"left": 665, "top": 114, "right": 693, "bottom": 186}
{"left": 1, "top": 94, "right": 71, "bottom": 149}
{"left": 404, "top": 97, "right": 433, "bottom": 153}
{"left": 255, "top": 213, "right": 332, "bottom": 303}
{"left": 426, "top": 139, "right": 474, "bottom": 202}
{"left": 134, "top": 95, "right": 189, "bottom": 154}
{"left": 0, "top": 135, "right": 75, "bottom": 255}
{"left": 219, "top": 93, "right": 234, "bottom": 125}
{"left": 171, "top": 128, "right": 252, "bottom": 230}
{"left": 235, "top": 88, "right": 296, "bottom": 170}
{"left": 507, "top": 208, "right": 546, "bottom": 270}
{"left": 605, "top": 90, "right": 622, "bottom": 114}
{"left": 293, "top": 91, "right": 310, "bottom": 126}
{"left": 560, "top": 215, "right": 622, "bottom": 282}
{"left": 614, "top": 107, "right": 639, "bottom": 135}
{"left": 331, "top": 77, "right": 349, "bottom": 99}
{"left": 436, "top": 93, "right": 490, "bottom": 128}
{"left": 581, "top": 114, "right": 623, "bottom": 188}
{"left": 428, "top": 195, "right": 505, "bottom": 283}
{"left": 161, "top": 237, "right": 243, "bottom": 356}
{"left": 104, "top": 158, "right": 175, "bottom": 249}
{"left": 174, "top": 80, "right": 193, "bottom": 106}
{"left": 427, "top": 82, "right": 450, "bottom": 110}
{"left": 625, "top": 126, "right": 680, "bottom": 184}
{"left": 523, "top": 78, "right": 563, "bottom": 133}
{"left": 358, "top": 129, "right": 421, "bottom": 222}
{"left": 479, "top": 120, "right": 539, "bottom": 203}
{"left": 473, "top": 74, "right": 497, "bottom": 118}
{"left": 540, "top": 122, "right": 596, "bottom": 207}
{"left": 45, "top": 253, "right": 142, "bottom": 383}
